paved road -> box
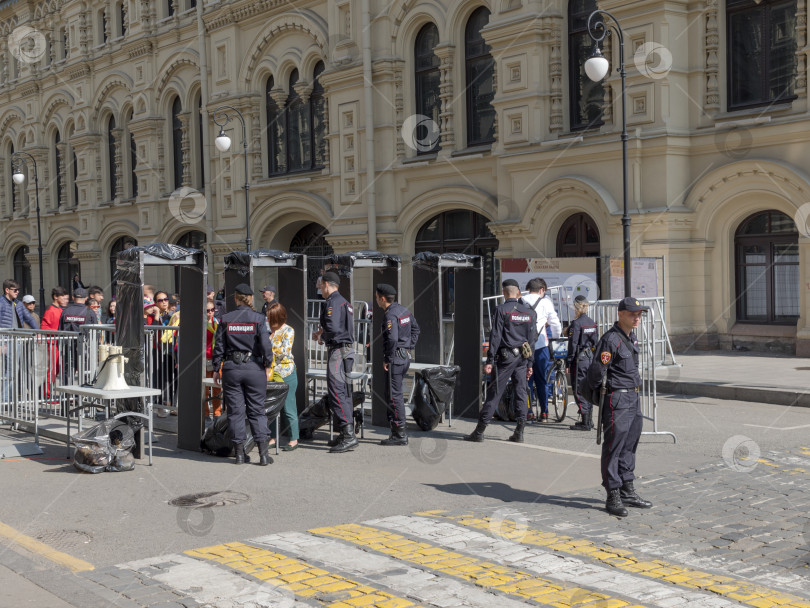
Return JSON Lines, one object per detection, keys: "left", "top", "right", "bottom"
{"left": 2, "top": 394, "right": 810, "bottom": 606}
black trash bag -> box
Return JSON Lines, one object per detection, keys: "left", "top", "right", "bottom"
{"left": 412, "top": 366, "right": 459, "bottom": 431}
{"left": 495, "top": 381, "right": 518, "bottom": 422}
{"left": 264, "top": 382, "right": 289, "bottom": 424}
{"left": 72, "top": 418, "right": 136, "bottom": 473}
{"left": 299, "top": 391, "right": 365, "bottom": 440}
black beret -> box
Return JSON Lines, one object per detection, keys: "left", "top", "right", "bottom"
{"left": 234, "top": 283, "right": 253, "bottom": 295}
{"left": 323, "top": 271, "right": 340, "bottom": 286}
{"left": 502, "top": 279, "right": 520, "bottom": 289}
{"left": 376, "top": 283, "right": 396, "bottom": 297}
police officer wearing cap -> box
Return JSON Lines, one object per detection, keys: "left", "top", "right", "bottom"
{"left": 567, "top": 295, "right": 599, "bottom": 431}
{"left": 375, "top": 283, "right": 420, "bottom": 446}
{"left": 212, "top": 283, "right": 274, "bottom": 465}
{"left": 586, "top": 296, "right": 653, "bottom": 517}
{"left": 313, "top": 271, "right": 358, "bottom": 453}
{"left": 59, "top": 288, "right": 99, "bottom": 331}
{"left": 465, "top": 279, "right": 537, "bottom": 444}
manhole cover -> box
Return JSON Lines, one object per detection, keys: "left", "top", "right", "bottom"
{"left": 168, "top": 491, "right": 249, "bottom": 509}
{"left": 34, "top": 530, "right": 92, "bottom": 550}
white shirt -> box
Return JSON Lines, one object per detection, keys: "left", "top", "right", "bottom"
{"left": 522, "top": 293, "right": 561, "bottom": 349}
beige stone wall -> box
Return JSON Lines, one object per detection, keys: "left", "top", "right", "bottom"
{"left": 0, "top": 0, "right": 808, "bottom": 352}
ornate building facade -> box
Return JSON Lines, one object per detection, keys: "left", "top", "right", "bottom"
{"left": 0, "top": 0, "right": 807, "bottom": 353}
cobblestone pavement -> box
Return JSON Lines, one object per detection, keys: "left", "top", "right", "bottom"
{"left": 62, "top": 446, "right": 810, "bottom": 608}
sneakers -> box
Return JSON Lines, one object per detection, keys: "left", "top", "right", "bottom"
{"left": 540, "top": 413, "right": 549, "bottom": 423}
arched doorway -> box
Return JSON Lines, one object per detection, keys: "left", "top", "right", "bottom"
{"left": 735, "top": 210, "right": 798, "bottom": 324}
{"left": 109, "top": 236, "right": 138, "bottom": 296}
{"left": 289, "top": 222, "right": 334, "bottom": 298}
{"left": 556, "top": 212, "right": 600, "bottom": 257}
{"left": 13, "top": 246, "right": 31, "bottom": 296}
{"left": 57, "top": 241, "right": 80, "bottom": 295}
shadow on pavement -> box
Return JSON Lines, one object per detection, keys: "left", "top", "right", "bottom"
{"left": 425, "top": 481, "right": 602, "bottom": 510}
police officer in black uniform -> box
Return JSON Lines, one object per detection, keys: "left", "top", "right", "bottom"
{"left": 465, "top": 279, "right": 537, "bottom": 443}
{"left": 59, "top": 287, "right": 99, "bottom": 379}
{"left": 375, "top": 283, "right": 420, "bottom": 446}
{"left": 567, "top": 295, "right": 599, "bottom": 431}
{"left": 314, "top": 271, "right": 358, "bottom": 453}
{"left": 212, "top": 283, "right": 274, "bottom": 466}
{"left": 586, "top": 296, "right": 654, "bottom": 517}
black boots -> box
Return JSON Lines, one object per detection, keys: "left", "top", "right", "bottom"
{"left": 571, "top": 411, "right": 594, "bottom": 431}
{"left": 330, "top": 425, "right": 359, "bottom": 453}
{"left": 380, "top": 424, "right": 408, "bottom": 446}
{"left": 257, "top": 441, "right": 273, "bottom": 466}
{"left": 464, "top": 421, "right": 487, "bottom": 442}
{"left": 508, "top": 420, "right": 525, "bottom": 443}
{"left": 605, "top": 488, "right": 628, "bottom": 517}
{"left": 234, "top": 442, "right": 250, "bottom": 465}
{"left": 620, "top": 480, "right": 653, "bottom": 508}
{"left": 327, "top": 429, "right": 344, "bottom": 448}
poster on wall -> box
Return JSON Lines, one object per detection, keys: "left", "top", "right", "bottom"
{"left": 609, "top": 258, "right": 661, "bottom": 299}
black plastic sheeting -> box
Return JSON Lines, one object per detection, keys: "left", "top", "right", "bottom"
{"left": 117, "top": 243, "right": 202, "bottom": 262}
{"left": 224, "top": 250, "right": 300, "bottom": 277}
{"left": 327, "top": 251, "right": 400, "bottom": 276}
{"left": 200, "top": 383, "right": 289, "bottom": 457}
{"left": 412, "top": 252, "right": 479, "bottom": 268}
{"left": 71, "top": 418, "right": 136, "bottom": 473}
{"left": 412, "top": 366, "right": 459, "bottom": 431}
{"left": 298, "top": 392, "right": 365, "bottom": 439}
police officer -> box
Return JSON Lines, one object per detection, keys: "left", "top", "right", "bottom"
{"left": 586, "top": 296, "right": 653, "bottom": 517}
{"left": 567, "top": 295, "right": 599, "bottom": 431}
{"left": 375, "top": 283, "right": 420, "bottom": 446}
{"left": 59, "top": 287, "right": 99, "bottom": 331}
{"left": 314, "top": 271, "right": 357, "bottom": 453}
{"left": 465, "top": 279, "right": 537, "bottom": 443}
{"left": 212, "top": 283, "right": 274, "bottom": 466}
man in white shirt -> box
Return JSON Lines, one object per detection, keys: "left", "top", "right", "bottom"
{"left": 521, "top": 278, "right": 561, "bottom": 422}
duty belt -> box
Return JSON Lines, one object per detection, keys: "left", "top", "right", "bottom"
{"left": 327, "top": 342, "right": 352, "bottom": 351}
{"left": 395, "top": 347, "right": 410, "bottom": 359}
{"left": 499, "top": 347, "right": 520, "bottom": 357}
{"left": 609, "top": 386, "right": 640, "bottom": 393}
{"left": 225, "top": 352, "right": 258, "bottom": 364}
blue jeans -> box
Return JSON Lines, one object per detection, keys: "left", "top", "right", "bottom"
{"left": 531, "top": 347, "right": 552, "bottom": 413}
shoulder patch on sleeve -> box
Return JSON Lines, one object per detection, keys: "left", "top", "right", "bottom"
{"left": 600, "top": 351, "right": 612, "bottom": 364}
{"left": 386, "top": 320, "right": 392, "bottom": 331}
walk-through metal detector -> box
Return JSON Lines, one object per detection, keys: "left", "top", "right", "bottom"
{"left": 116, "top": 243, "right": 207, "bottom": 451}
{"left": 326, "top": 251, "right": 401, "bottom": 427}
{"left": 412, "top": 253, "right": 483, "bottom": 419}
{"left": 223, "top": 250, "right": 308, "bottom": 411}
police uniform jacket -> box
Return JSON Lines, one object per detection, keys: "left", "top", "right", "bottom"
{"left": 566, "top": 314, "right": 598, "bottom": 366}
{"left": 211, "top": 305, "right": 273, "bottom": 369}
{"left": 486, "top": 298, "right": 537, "bottom": 368}
{"left": 58, "top": 303, "right": 98, "bottom": 331}
{"left": 586, "top": 322, "right": 641, "bottom": 391}
{"left": 319, "top": 290, "right": 354, "bottom": 348}
{"left": 381, "top": 303, "right": 420, "bottom": 363}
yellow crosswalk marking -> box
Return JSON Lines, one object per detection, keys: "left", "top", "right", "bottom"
{"left": 185, "top": 542, "right": 428, "bottom": 608}
{"left": 419, "top": 511, "right": 810, "bottom": 608}
{"left": 309, "top": 523, "right": 648, "bottom": 608}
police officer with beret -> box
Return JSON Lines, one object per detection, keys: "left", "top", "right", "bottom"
{"left": 567, "top": 295, "right": 599, "bottom": 431}
{"left": 375, "top": 283, "right": 420, "bottom": 446}
{"left": 313, "top": 271, "right": 358, "bottom": 453}
{"left": 212, "top": 283, "right": 274, "bottom": 465}
{"left": 465, "top": 279, "right": 537, "bottom": 443}
{"left": 586, "top": 296, "right": 653, "bottom": 517}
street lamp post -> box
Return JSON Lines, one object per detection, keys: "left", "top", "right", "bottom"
{"left": 212, "top": 105, "right": 252, "bottom": 252}
{"left": 584, "top": 10, "right": 632, "bottom": 298}
{"left": 11, "top": 152, "right": 45, "bottom": 314}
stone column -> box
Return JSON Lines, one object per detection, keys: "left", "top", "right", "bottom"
{"left": 434, "top": 43, "right": 455, "bottom": 154}
{"left": 112, "top": 127, "right": 124, "bottom": 200}
{"left": 178, "top": 112, "right": 191, "bottom": 188}
{"left": 56, "top": 141, "right": 68, "bottom": 208}
{"left": 270, "top": 88, "right": 288, "bottom": 174}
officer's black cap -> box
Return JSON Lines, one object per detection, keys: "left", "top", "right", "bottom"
{"left": 234, "top": 283, "right": 254, "bottom": 295}
{"left": 74, "top": 288, "right": 88, "bottom": 298}
{"left": 323, "top": 271, "right": 340, "bottom": 286}
{"left": 618, "top": 296, "right": 648, "bottom": 312}
{"left": 574, "top": 295, "right": 588, "bottom": 304}
{"left": 502, "top": 279, "right": 520, "bottom": 289}
{"left": 375, "top": 283, "right": 396, "bottom": 297}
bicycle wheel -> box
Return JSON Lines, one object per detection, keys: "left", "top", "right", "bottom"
{"left": 547, "top": 362, "right": 568, "bottom": 422}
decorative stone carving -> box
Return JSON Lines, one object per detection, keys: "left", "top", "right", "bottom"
{"left": 435, "top": 44, "right": 455, "bottom": 153}
{"left": 549, "top": 26, "right": 563, "bottom": 133}
{"left": 704, "top": 0, "right": 720, "bottom": 112}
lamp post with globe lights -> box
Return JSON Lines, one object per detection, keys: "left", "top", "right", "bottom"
{"left": 584, "top": 9, "right": 631, "bottom": 297}
{"left": 11, "top": 151, "right": 45, "bottom": 313}
{"left": 213, "top": 105, "right": 252, "bottom": 252}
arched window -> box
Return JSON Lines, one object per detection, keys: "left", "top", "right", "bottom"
{"left": 13, "top": 246, "right": 31, "bottom": 296}
{"left": 266, "top": 75, "right": 282, "bottom": 175}
{"left": 465, "top": 8, "right": 495, "bottom": 147}
{"left": 54, "top": 130, "right": 63, "bottom": 208}
{"left": 9, "top": 142, "right": 16, "bottom": 213}
{"left": 414, "top": 23, "right": 441, "bottom": 155}
{"left": 109, "top": 236, "right": 137, "bottom": 296}
{"left": 312, "top": 61, "right": 327, "bottom": 167}
{"left": 568, "top": 0, "right": 604, "bottom": 130}
{"left": 167, "top": 0, "right": 175, "bottom": 17}
{"left": 727, "top": 0, "right": 798, "bottom": 110}
{"left": 286, "top": 69, "right": 310, "bottom": 172}
{"left": 194, "top": 93, "right": 204, "bottom": 189}
{"left": 107, "top": 115, "right": 117, "bottom": 200}
{"left": 171, "top": 97, "right": 183, "bottom": 189}
{"left": 735, "top": 210, "right": 799, "bottom": 323}
{"left": 289, "top": 222, "right": 334, "bottom": 298}
{"left": 57, "top": 241, "right": 80, "bottom": 295}
{"left": 177, "top": 230, "right": 206, "bottom": 249}
{"left": 127, "top": 109, "right": 138, "bottom": 198}
{"left": 415, "top": 210, "right": 500, "bottom": 302}
{"left": 556, "top": 212, "right": 600, "bottom": 257}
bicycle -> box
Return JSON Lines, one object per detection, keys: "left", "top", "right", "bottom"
{"left": 545, "top": 338, "right": 570, "bottom": 423}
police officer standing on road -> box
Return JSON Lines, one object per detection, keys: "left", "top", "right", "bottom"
{"left": 212, "top": 284, "right": 274, "bottom": 466}
{"left": 567, "top": 295, "right": 599, "bottom": 431}
{"left": 586, "top": 296, "right": 653, "bottom": 517}
{"left": 375, "top": 283, "right": 420, "bottom": 446}
{"left": 313, "top": 271, "right": 358, "bottom": 453}
{"left": 465, "top": 279, "right": 537, "bottom": 444}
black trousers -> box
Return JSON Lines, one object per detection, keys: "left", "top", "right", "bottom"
{"left": 479, "top": 351, "right": 529, "bottom": 425}
{"left": 600, "top": 391, "right": 643, "bottom": 490}
{"left": 222, "top": 361, "right": 267, "bottom": 444}
{"left": 384, "top": 358, "right": 410, "bottom": 427}
{"left": 327, "top": 347, "right": 354, "bottom": 428}
{"left": 571, "top": 356, "right": 594, "bottom": 416}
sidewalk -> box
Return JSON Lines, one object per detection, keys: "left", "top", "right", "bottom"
{"left": 657, "top": 350, "right": 810, "bottom": 407}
